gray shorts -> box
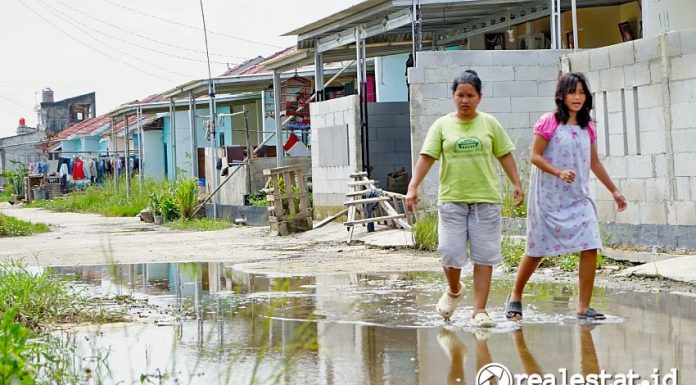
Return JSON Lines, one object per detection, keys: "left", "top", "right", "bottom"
{"left": 437, "top": 202, "right": 502, "bottom": 268}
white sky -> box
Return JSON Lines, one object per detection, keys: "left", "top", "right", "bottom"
{"left": 0, "top": 0, "right": 362, "bottom": 138}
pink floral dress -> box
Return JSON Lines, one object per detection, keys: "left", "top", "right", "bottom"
{"left": 526, "top": 113, "right": 601, "bottom": 257}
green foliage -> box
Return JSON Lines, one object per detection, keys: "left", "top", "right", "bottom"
{"left": 0, "top": 310, "right": 36, "bottom": 385}
{"left": 30, "top": 178, "right": 167, "bottom": 217}
{"left": 247, "top": 193, "right": 268, "bottom": 207}
{"left": 412, "top": 211, "right": 438, "bottom": 251}
{"left": 164, "top": 218, "right": 231, "bottom": 231}
{"left": 173, "top": 178, "right": 198, "bottom": 220}
{"left": 501, "top": 155, "right": 530, "bottom": 218}
{"left": 158, "top": 192, "right": 179, "bottom": 221}
{"left": 0, "top": 214, "right": 50, "bottom": 237}
{"left": 1, "top": 161, "right": 29, "bottom": 197}
{"left": 501, "top": 235, "right": 526, "bottom": 270}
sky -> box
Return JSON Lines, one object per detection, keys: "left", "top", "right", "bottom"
{"left": 0, "top": 0, "right": 362, "bottom": 138}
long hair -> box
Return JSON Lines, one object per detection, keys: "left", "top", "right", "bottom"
{"left": 554, "top": 72, "right": 594, "bottom": 129}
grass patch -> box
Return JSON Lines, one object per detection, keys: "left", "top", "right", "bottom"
{"left": 29, "top": 178, "right": 168, "bottom": 217}
{"left": 501, "top": 235, "right": 605, "bottom": 272}
{"left": 0, "top": 189, "right": 11, "bottom": 202}
{"left": 164, "top": 218, "right": 232, "bottom": 231}
{"left": 0, "top": 214, "right": 50, "bottom": 237}
{"left": 412, "top": 210, "right": 438, "bottom": 251}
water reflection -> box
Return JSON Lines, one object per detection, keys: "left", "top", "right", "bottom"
{"left": 51, "top": 263, "right": 696, "bottom": 385}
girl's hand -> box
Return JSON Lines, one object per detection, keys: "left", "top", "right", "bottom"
{"left": 513, "top": 184, "right": 524, "bottom": 207}
{"left": 405, "top": 188, "right": 419, "bottom": 212}
{"left": 558, "top": 170, "right": 576, "bottom": 183}
{"left": 613, "top": 190, "right": 627, "bottom": 212}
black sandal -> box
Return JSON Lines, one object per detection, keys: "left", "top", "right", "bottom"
{"left": 576, "top": 307, "right": 606, "bottom": 320}
{"left": 505, "top": 295, "right": 523, "bottom": 320}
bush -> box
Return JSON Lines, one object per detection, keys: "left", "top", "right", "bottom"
{"left": 173, "top": 178, "right": 198, "bottom": 220}
{"left": 0, "top": 214, "right": 50, "bottom": 237}
{"left": 412, "top": 211, "right": 438, "bottom": 251}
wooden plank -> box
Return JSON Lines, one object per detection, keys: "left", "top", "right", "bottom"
{"left": 344, "top": 214, "right": 407, "bottom": 226}
{"left": 314, "top": 208, "right": 348, "bottom": 230}
{"left": 343, "top": 196, "right": 391, "bottom": 205}
{"left": 378, "top": 201, "right": 412, "bottom": 230}
{"left": 349, "top": 171, "right": 368, "bottom": 177}
{"left": 348, "top": 180, "right": 377, "bottom": 187}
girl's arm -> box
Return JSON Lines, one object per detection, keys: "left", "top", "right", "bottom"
{"left": 590, "top": 143, "right": 627, "bottom": 212}
{"left": 497, "top": 153, "right": 524, "bottom": 206}
{"left": 405, "top": 154, "right": 436, "bottom": 212}
{"left": 530, "top": 135, "right": 576, "bottom": 183}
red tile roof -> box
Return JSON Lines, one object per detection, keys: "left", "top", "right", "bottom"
{"left": 218, "top": 46, "right": 296, "bottom": 77}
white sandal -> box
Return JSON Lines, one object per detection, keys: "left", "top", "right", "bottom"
{"left": 436, "top": 281, "right": 465, "bottom": 321}
{"left": 472, "top": 311, "right": 496, "bottom": 328}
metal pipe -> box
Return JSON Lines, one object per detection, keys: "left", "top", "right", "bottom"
{"left": 112, "top": 117, "right": 117, "bottom": 192}
{"left": 272, "top": 71, "right": 283, "bottom": 167}
{"left": 169, "top": 98, "right": 178, "bottom": 186}
{"left": 138, "top": 106, "right": 144, "bottom": 190}
{"left": 242, "top": 106, "right": 252, "bottom": 195}
{"left": 124, "top": 114, "right": 130, "bottom": 200}
{"left": 571, "top": 0, "right": 579, "bottom": 50}
{"left": 188, "top": 91, "right": 198, "bottom": 178}
{"left": 314, "top": 39, "right": 324, "bottom": 102}
{"left": 355, "top": 28, "right": 362, "bottom": 95}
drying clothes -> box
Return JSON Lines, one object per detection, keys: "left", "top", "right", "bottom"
{"left": 72, "top": 158, "right": 86, "bottom": 180}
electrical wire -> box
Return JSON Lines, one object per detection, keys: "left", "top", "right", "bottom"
{"left": 0, "top": 92, "right": 32, "bottom": 110}
{"left": 50, "top": 0, "right": 248, "bottom": 61}
{"left": 28, "top": 0, "right": 193, "bottom": 79}
{"left": 96, "top": 0, "right": 285, "bottom": 49}
{"left": 16, "top": 0, "right": 178, "bottom": 83}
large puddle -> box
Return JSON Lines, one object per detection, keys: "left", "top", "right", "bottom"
{"left": 52, "top": 262, "right": 695, "bottom": 384}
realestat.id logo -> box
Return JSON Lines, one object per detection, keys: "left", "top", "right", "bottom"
{"left": 477, "top": 363, "right": 513, "bottom": 385}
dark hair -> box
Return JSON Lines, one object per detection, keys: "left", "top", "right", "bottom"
{"left": 554, "top": 72, "right": 594, "bottom": 129}
{"left": 451, "top": 70, "right": 482, "bottom": 94}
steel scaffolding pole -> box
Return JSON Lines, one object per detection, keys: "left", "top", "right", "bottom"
{"left": 188, "top": 91, "right": 198, "bottom": 178}
{"left": 272, "top": 71, "right": 283, "bottom": 167}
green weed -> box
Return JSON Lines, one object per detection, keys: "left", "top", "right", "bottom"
{"left": 164, "top": 218, "right": 231, "bottom": 231}
{"left": 412, "top": 210, "right": 438, "bottom": 251}
{"left": 173, "top": 178, "right": 199, "bottom": 220}
{"left": 0, "top": 214, "right": 50, "bottom": 237}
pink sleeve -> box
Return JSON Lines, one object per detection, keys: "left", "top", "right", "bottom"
{"left": 533, "top": 113, "right": 558, "bottom": 141}
{"left": 587, "top": 121, "right": 597, "bottom": 144}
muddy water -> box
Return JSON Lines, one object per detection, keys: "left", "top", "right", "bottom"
{"left": 54, "top": 262, "right": 695, "bottom": 385}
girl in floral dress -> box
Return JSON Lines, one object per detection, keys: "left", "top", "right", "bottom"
{"left": 505, "top": 72, "right": 627, "bottom": 321}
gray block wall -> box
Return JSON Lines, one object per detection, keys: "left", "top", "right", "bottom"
{"left": 310, "top": 95, "right": 363, "bottom": 208}
{"left": 568, "top": 28, "right": 696, "bottom": 234}
{"left": 367, "top": 102, "right": 412, "bottom": 190}
{"left": 408, "top": 49, "right": 571, "bottom": 204}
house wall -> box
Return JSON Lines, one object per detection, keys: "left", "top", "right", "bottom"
{"left": 0, "top": 131, "right": 44, "bottom": 183}
{"left": 367, "top": 102, "right": 411, "bottom": 190}
{"left": 408, "top": 49, "right": 570, "bottom": 204}
{"left": 375, "top": 53, "right": 410, "bottom": 102}
{"left": 81, "top": 137, "right": 100, "bottom": 153}
{"left": 61, "top": 139, "right": 81, "bottom": 153}
{"left": 309, "top": 95, "right": 363, "bottom": 216}
{"left": 643, "top": 0, "right": 696, "bottom": 38}
{"left": 568, "top": 28, "right": 696, "bottom": 248}
{"left": 142, "top": 129, "right": 165, "bottom": 180}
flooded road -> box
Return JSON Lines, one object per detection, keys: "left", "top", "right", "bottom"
{"left": 54, "top": 262, "right": 695, "bottom": 384}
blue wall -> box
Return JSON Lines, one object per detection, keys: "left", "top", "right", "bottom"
{"left": 375, "top": 53, "right": 410, "bottom": 102}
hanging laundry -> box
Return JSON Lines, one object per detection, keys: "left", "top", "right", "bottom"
{"left": 72, "top": 158, "right": 86, "bottom": 180}
{"left": 283, "top": 133, "right": 311, "bottom": 157}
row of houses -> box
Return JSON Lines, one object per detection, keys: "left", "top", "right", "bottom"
{"left": 2, "top": 0, "right": 696, "bottom": 249}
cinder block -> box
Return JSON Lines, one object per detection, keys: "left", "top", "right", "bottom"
{"left": 667, "top": 201, "right": 696, "bottom": 226}
{"left": 637, "top": 84, "right": 663, "bottom": 109}
{"left": 646, "top": 178, "right": 669, "bottom": 201}
{"left": 676, "top": 177, "right": 691, "bottom": 201}
{"left": 492, "top": 50, "right": 539, "bottom": 66}
{"left": 537, "top": 50, "right": 566, "bottom": 65}
{"left": 649, "top": 61, "right": 664, "bottom": 84}
{"left": 495, "top": 113, "right": 531, "bottom": 129}
{"left": 585, "top": 72, "right": 601, "bottom": 93}
{"left": 608, "top": 134, "right": 626, "bottom": 157}
{"left": 600, "top": 67, "right": 626, "bottom": 91}
{"left": 395, "top": 114, "right": 410, "bottom": 129}
{"left": 312, "top": 114, "right": 326, "bottom": 129}
{"left": 671, "top": 129, "right": 696, "bottom": 153}
{"left": 604, "top": 156, "right": 628, "bottom": 179}
{"left": 537, "top": 81, "right": 558, "bottom": 97}
{"left": 568, "top": 51, "right": 590, "bottom": 73}
{"left": 369, "top": 115, "right": 396, "bottom": 129}
{"left": 447, "top": 50, "right": 495, "bottom": 67}
{"left": 589, "top": 47, "right": 611, "bottom": 71}
{"left": 653, "top": 154, "right": 668, "bottom": 177}
{"left": 623, "top": 90, "right": 639, "bottom": 155}
{"left": 514, "top": 65, "right": 561, "bottom": 81}
{"left": 671, "top": 103, "right": 696, "bottom": 130}
{"left": 692, "top": 177, "right": 696, "bottom": 201}
{"left": 639, "top": 131, "right": 667, "bottom": 155}
{"left": 479, "top": 97, "right": 512, "bottom": 113}
{"left": 596, "top": 200, "right": 616, "bottom": 222}
{"left": 670, "top": 78, "right": 696, "bottom": 105}
{"left": 675, "top": 153, "right": 696, "bottom": 176}
{"left": 638, "top": 107, "right": 665, "bottom": 133}
{"left": 679, "top": 28, "right": 696, "bottom": 55}
{"left": 606, "top": 90, "right": 623, "bottom": 113}
{"left": 324, "top": 113, "right": 335, "bottom": 127}
{"left": 415, "top": 51, "right": 442, "bottom": 68}
{"left": 421, "top": 83, "right": 451, "bottom": 99}
{"left": 670, "top": 53, "right": 696, "bottom": 81}
{"left": 626, "top": 155, "right": 654, "bottom": 178}
{"left": 474, "top": 66, "right": 515, "bottom": 82}
{"left": 609, "top": 42, "right": 635, "bottom": 67}
{"left": 623, "top": 62, "right": 652, "bottom": 88}
{"left": 425, "top": 67, "right": 459, "bottom": 83}
{"left": 407, "top": 67, "right": 425, "bottom": 84}
{"left": 509, "top": 97, "right": 554, "bottom": 113}
{"left": 617, "top": 201, "right": 640, "bottom": 225}
{"left": 634, "top": 36, "right": 660, "bottom": 62}
{"left": 607, "top": 111, "right": 624, "bottom": 136}
{"left": 640, "top": 202, "right": 667, "bottom": 225}
{"left": 492, "top": 81, "right": 538, "bottom": 97}
{"left": 663, "top": 31, "right": 683, "bottom": 57}
{"left": 369, "top": 139, "right": 395, "bottom": 153}
{"left": 422, "top": 98, "right": 453, "bottom": 115}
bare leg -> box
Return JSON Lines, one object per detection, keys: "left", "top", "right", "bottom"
{"left": 577, "top": 249, "right": 598, "bottom": 313}
{"left": 579, "top": 325, "right": 600, "bottom": 376}
{"left": 512, "top": 329, "right": 543, "bottom": 375}
{"left": 444, "top": 266, "right": 462, "bottom": 294}
{"left": 473, "top": 264, "right": 492, "bottom": 312}
{"left": 510, "top": 256, "right": 542, "bottom": 302}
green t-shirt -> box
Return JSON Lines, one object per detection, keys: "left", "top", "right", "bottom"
{"left": 420, "top": 112, "right": 515, "bottom": 203}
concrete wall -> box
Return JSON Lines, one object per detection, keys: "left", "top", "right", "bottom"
{"left": 367, "top": 102, "right": 411, "bottom": 189}
{"left": 568, "top": 28, "right": 696, "bottom": 248}
{"left": 643, "top": 0, "right": 696, "bottom": 38}
{"left": 0, "top": 131, "right": 45, "bottom": 184}
{"left": 309, "top": 95, "right": 363, "bottom": 211}
{"left": 375, "top": 53, "right": 410, "bottom": 102}
{"left": 408, "top": 49, "right": 570, "bottom": 204}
